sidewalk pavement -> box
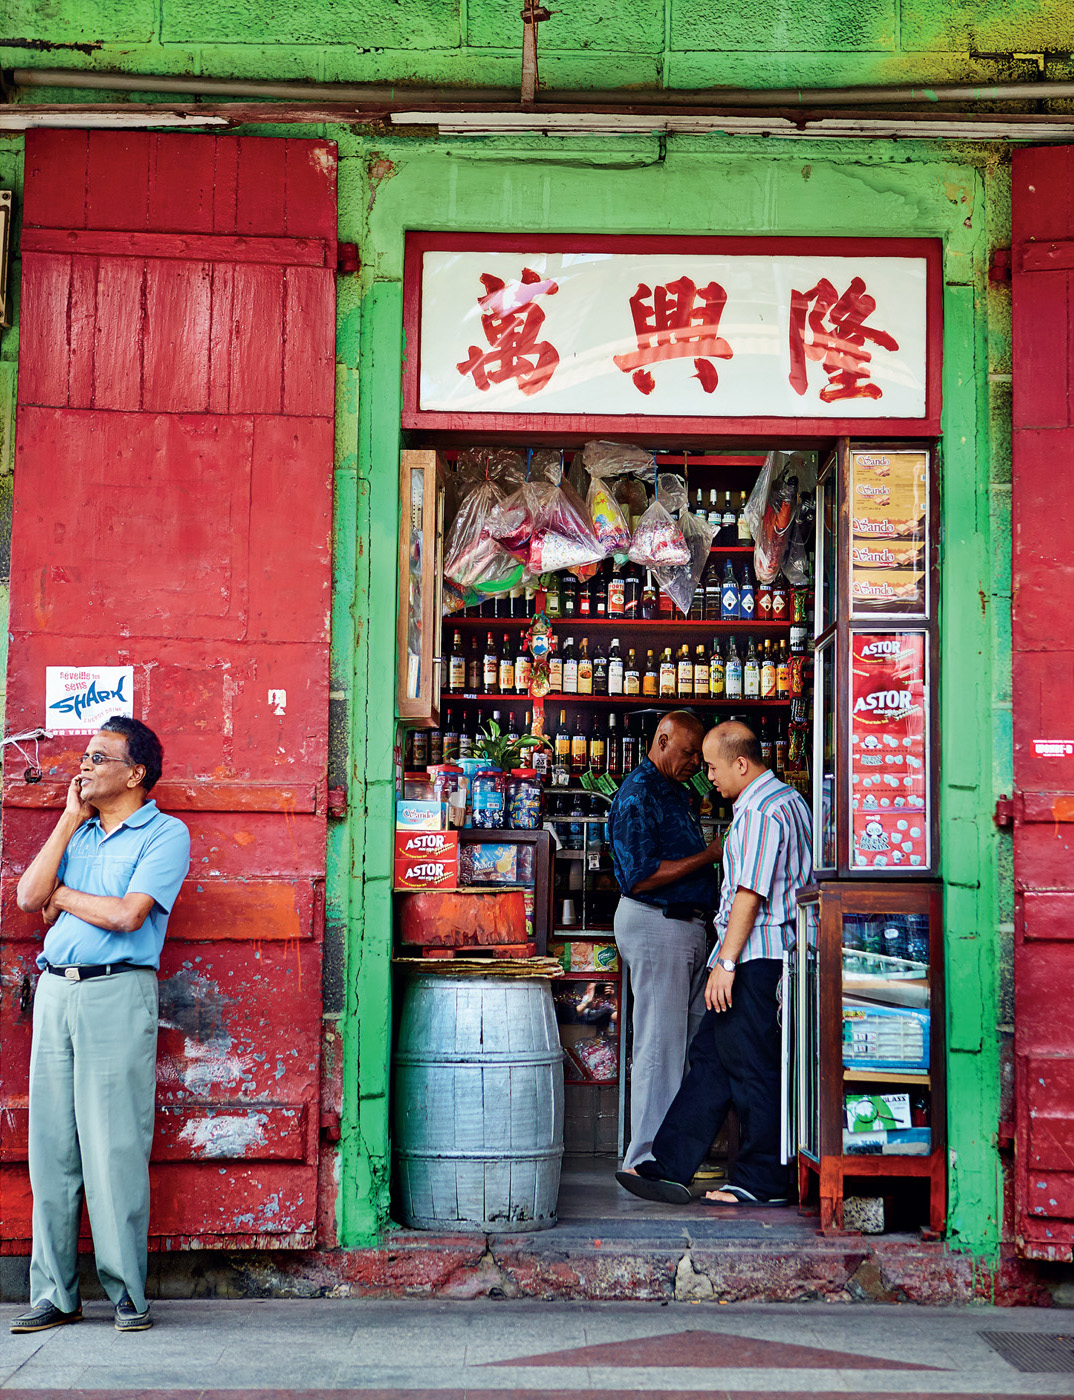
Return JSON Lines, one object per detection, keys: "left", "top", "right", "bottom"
{"left": 3, "top": 1298, "right": 1074, "bottom": 1396}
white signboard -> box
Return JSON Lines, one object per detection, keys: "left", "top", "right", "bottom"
{"left": 45, "top": 667, "right": 134, "bottom": 734}
{"left": 416, "top": 248, "right": 930, "bottom": 421}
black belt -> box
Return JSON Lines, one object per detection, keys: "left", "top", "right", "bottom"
{"left": 662, "top": 903, "right": 713, "bottom": 922}
{"left": 44, "top": 962, "right": 150, "bottom": 982}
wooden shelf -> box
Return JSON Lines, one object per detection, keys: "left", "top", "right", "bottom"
{"left": 844, "top": 1068, "right": 930, "bottom": 1086}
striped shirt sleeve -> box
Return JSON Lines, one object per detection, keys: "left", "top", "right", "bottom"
{"left": 734, "top": 807, "right": 783, "bottom": 899}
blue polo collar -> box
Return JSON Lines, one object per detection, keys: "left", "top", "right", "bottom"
{"left": 86, "top": 798, "right": 160, "bottom": 834}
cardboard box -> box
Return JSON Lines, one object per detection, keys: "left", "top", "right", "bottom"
{"left": 396, "top": 799, "right": 448, "bottom": 831}
{"left": 549, "top": 940, "right": 619, "bottom": 973}
{"left": 394, "top": 831, "right": 459, "bottom": 891}
{"left": 845, "top": 1092, "right": 911, "bottom": 1133}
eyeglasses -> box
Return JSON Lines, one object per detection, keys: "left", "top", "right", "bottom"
{"left": 80, "top": 753, "right": 132, "bottom": 766}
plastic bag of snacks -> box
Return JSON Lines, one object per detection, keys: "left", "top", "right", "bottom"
{"left": 489, "top": 479, "right": 605, "bottom": 576}
{"left": 746, "top": 450, "right": 801, "bottom": 584}
{"left": 585, "top": 473, "right": 632, "bottom": 562}
{"left": 443, "top": 478, "right": 524, "bottom": 610}
{"left": 653, "top": 507, "right": 716, "bottom": 615}
{"left": 581, "top": 439, "right": 655, "bottom": 482}
{"left": 628, "top": 468, "right": 691, "bottom": 569}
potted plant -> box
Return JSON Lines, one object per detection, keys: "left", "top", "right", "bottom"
{"left": 474, "top": 716, "right": 552, "bottom": 771}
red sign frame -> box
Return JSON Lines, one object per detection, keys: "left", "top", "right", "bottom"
{"left": 402, "top": 232, "right": 944, "bottom": 440}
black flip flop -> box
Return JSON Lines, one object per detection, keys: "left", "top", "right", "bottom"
{"left": 615, "top": 1169, "right": 692, "bottom": 1205}
{"left": 700, "top": 1183, "right": 789, "bottom": 1207}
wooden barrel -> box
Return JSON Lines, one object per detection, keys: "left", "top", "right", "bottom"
{"left": 392, "top": 972, "right": 564, "bottom": 1231}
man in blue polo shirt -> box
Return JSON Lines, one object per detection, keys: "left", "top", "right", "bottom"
{"left": 608, "top": 711, "right": 723, "bottom": 1172}
{"left": 9, "top": 717, "right": 189, "bottom": 1336}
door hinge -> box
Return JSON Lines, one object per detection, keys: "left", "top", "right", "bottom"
{"left": 319, "top": 1110, "right": 341, "bottom": 1143}
{"left": 337, "top": 243, "right": 360, "bottom": 275}
{"left": 989, "top": 248, "right": 1011, "bottom": 284}
{"left": 327, "top": 787, "right": 347, "bottom": 819}
{"left": 994, "top": 795, "right": 1014, "bottom": 829}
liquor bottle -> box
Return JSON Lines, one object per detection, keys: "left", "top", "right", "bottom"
{"left": 457, "top": 710, "right": 474, "bottom": 760}
{"left": 624, "top": 646, "right": 640, "bottom": 696}
{"left": 659, "top": 647, "right": 677, "bottom": 697}
{"left": 545, "top": 574, "right": 561, "bottom": 618}
{"left": 506, "top": 708, "right": 520, "bottom": 741}
{"left": 562, "top": 636, "right": 578, "bottom": 694}
{"left": 412, "top": 727, "right": 429, "bottom": 770}
{"left": 592, "top": 638, "right": 609, "bottom": 696}
{"left": 589, "top": 725, "right": 606, "bottom": 773}
{"left": 776, "top": 639, "right": 790, "bottom": 700}
{"left": 642, "top": 649, "right": 658, "bottom": 697}
{"left": 622, "top": 714, "right": 640, "bottom": 773}
{"left": 725, "top": 636, "right": 743, "bottom": 699}
{"left": 593, "top": 568, "right": 608, "bottom": 620}
{"left": 657, "top": 577, "right": 675, "bottom": 618}
{"left": 429, "top": 725, "right": 443, "bottom": 767}
{"left": 677, "top": 645, "right": 694, "bottom": 699}
{"left": 688, "top": 566, "right": 704, "bottom": 621}
{"left": 739, "top": 560, "right": 755, "bottom": 621}
{"left": 760, "top": 640, "right": 777, "bottom": 700}
{"left": 720, "top": 559, "right": 740, "bottom": 620}
{"left": 704, "top": 559, "right": 721, "bottom": 620}
{"left": 641, "top": 570, "right": 657, "bottom": 619}
{"left": 548, "top": 639, "right": 563, "bottom": 693}
{"left": 774, "top": 723, "right": 789, "bottom": 776}
{"left": 482, "top": 632, "right": 499, "bottom": 694}
{"left": 709, "top": 637, "right": 725, "bottom": 698}
{"left": 722, "top": 490, "right": 736, "bottom": 541}
{"left": 695, "top": 486, "right": 706, "bottom": 523}
{"left": 771, "top": 578, "right": 789, "bottom": 623}
{"left": 579, "top": 575, "right": 592, "bottom": 618}
{"left": 708, "top": 488, "right": 721, "bottom": 526}
{"left": 448, "top": 630, "right": 466, "bottom": 694}
{"left": 759, "top": 720, "right": 774, "bottom": 768}
{"left": 442, "top": 708, "right": 460, "bottom": 763}
{"left": 756, "top": 580, "right": 772, "bottom": 622}
{"left": 509, "top": 582, "right": 524, "bottom": 618}
{"left": 607, "top": 637, "right": 624, "bottom": 696}
{"left": 571, "top": 713, "right": 588, "bottom": 775}
{"left": 605, "top": 712, "right": 621, "bottom": 779}
{"left": 744, "top": 637, "right": 761, "bottom": 700}
{"left": 524, "top": 582, "right": 537, "bottom": 617}
{"left": 561, "top": 572, "right": 578, "bottom": 617}
{"left": 515, "top": 637, "right": 532, "bottom": 694}
{"left": 553, "top": 708, "right": 571, "bottom": 784}
{"left": 467, "top": 637, "right": 481, "bottom": 694}
{"left": 737, "top": 488, "right": 752, "bottom": 542}
{"left": 608, "top": 566, "right": 625, "bottom": 617}
{"left": 577, "top": 637, "right": 594, "bottom": 695}
{"left": 693, "top": 643, "right": 709, "bottom": 697}
{"left": 623, "top": 566, "right": 641, "bottom": 619}
{"left": 498, "top": 633, "right": 515, "bottom": 694}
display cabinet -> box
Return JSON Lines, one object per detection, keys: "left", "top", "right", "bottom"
{"left": 459, "top": 828, "right": 555, "bottom": 955}
{"left": 813, "top": 442, "right": 940, "bottom": 878}
{"left": 795, "top": 880, "right": 945, "bottom": 1233}
{"left": 397, "top": 449, "right": 448, "bottom": 726}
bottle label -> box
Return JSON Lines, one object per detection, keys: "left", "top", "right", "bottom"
{"left": 744, "top": 664, "right": 760, "bottom": 698}
{"left": 721, "top": 585, "right": 739, "bottom": 616}
{"left": 563, "top": 661, "right": 578, "bottom": 693}
{"left": 608, "top": 581, "right": 625, "bottom": 615}
{"left": 590, "top": 740, "right": 605, "bottom": 766}
{"left": 548, "top": 658, "right": 563, "bottom": 690}
{"left": 624, "top": 670, "right": 640, "bottom": 695}
{"left": 516, "top": 657, "right": 532, "bottom": 691}
{"left": 726, "top": 663, "right": 743, "bottom": 698}
{"left": 608, "top": 660, "right": 624, "bottom": 693}
{"left": 659, "top": 663, "right": 676, "bottom": 695}
{"left": 772, "top": 592, "right": 788, "bottom": 620}
{"left": 739, "top": 590, "right": 755, "bottom": 619}
{"left": 483, "top": 661, "right": 498, "bottom": 689}
{"left": 643, "top": 674, "right": 658, "bottom": 697}
{"left": 710, "top": 666, "right": 725, "bottom": 697}
{"left": 757, "top": 591, "right": 772, "bottom": 619}
{"left": 449, "top": 659, "right": 466, "bottom": 690}
{"left": 777, "top": 663, "right": 790, "bottom": 696}
{"left": 694, "top": 664, "right": 709, "bottom": 692}
{"left": 677, "top": 662, "right": 693, "bottom": 695}
{"left": 761, "top": 666, "right": 776, "bottom": 699}
{"left": 499, "top": 661, "right": 514, "bottom": 692}
{"left": 578, "top": 661, "right": 593, "bottom": 694}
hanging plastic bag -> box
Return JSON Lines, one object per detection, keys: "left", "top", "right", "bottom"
{"left": 781, "top": 489, "right": 815, "bottom": 586}
{"left": 488, "top": 478, "right": 604, "bottom": 576}
{"left": 586, "top": 476, "right": 632, "bottom": 562}
{"left": 581, "top": 440, "right": 655, "bottom": 483}
{"left": 747, "top": 451, "right": 800, "bottom": 584}
{"left": 628, "top": 497, "right": 691, "bottom": 569}
{"left": 614, "top": 475, "right": 649, "bottom": 529}
{"left": 443, "top": 478, "right": 523, "bottom": 608}
{"left": 653, "top": 508, "right": 716, "bottom": 615}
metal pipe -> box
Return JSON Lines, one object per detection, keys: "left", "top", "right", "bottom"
{"left": 12, "top": 66, "right": 1074, "bottom": 109}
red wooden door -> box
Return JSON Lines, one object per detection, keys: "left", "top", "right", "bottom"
{"left": 1, "top": 131, "right": 336, "bottom": 1250}
{"left": 1010, "top": 146, "right": 1074, "bottom": 1261}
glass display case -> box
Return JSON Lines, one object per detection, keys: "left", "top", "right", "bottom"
{"left": 795, "top": 880, "right": 945, "bottom": 1233}
{"left": 397, "top": 449, "right": 448, "bottom": 726}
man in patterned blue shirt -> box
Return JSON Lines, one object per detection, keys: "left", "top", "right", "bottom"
{"left": 617, "top": 720, "right": 812, "bottom": 1206}
{"left": 608, "top": 712, "right": 723, "bottom": 1172}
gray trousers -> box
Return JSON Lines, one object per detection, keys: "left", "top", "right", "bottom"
{"left": 28, "top": 968, "right": 159, "bottom": 1314}
{"left": 614, "top": 897, "right": 709, "bottom": 1169}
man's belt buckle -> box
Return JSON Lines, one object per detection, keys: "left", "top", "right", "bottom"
{"left": 63, "top": 966, "right": 81, "bottom": 981}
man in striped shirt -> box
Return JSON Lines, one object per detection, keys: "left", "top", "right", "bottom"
{"left": 616, "top": 720, "right": 812, "bottom": 1207}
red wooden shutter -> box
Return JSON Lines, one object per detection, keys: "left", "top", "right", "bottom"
{"left": 1010, "top": 146, "right": 1074, "bottom": 1261}
{"left": 1, "top": 131, "right": 336, "bottom": 1249}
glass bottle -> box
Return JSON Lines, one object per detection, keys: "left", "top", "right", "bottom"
{"left": 722, "top": 490, "right": 736, "bottom": 540}
{"left": 621, "top": 713, "right": 640, "bottom": 773}
{"left": 720, "top": 559, "right": 740, "bottom": 620}
{"left": 607, "top": 566, "right": 624, "bottom": 617}
{"left": 467, "top": 637, "right": 481, "bottom": 694}
{"left": 760, "top": 719, "right": 774, "bottom": 768}
{"left": 498, "top": 633, "right": 515, "bottom": 694}
{"left": 693, "top": 643, "right": 709, "bottom": 697}
{"left": 579, "top": 575, "right": 592, "bottom": 618}
{"left": 707, "top": 487, "right": 721, "bottom": 526}
{"left": 690, "top": 562, "right": 707, "bottom": 621}
{"left": 737, "top": 488, "right": 752, "bottom": 542}
{"left": 592, "top": 638, "right": 609, "bottom": 696}
{"left": 607, "top": 637, "right": 624, "bottom": 696}
{"left": 553, "top": 708, "right": 571, "bottom": 785}
{"left": 776, "top": 639, "right": 790, "bottom": 700}
{"left": 515, "top": 636, "right": 531, "bottom": 694}
{"left": 771, "top": 578, "right": 789, "bottom": 623}
{"left": 605, "top": 711, "right": 621, "bottom": 778}
{"left": 624, "top": 647, "right": 640, "bottom": 696}
{"left": 544, "top": 573, "right": 561, "bottom": 618}
{"left": 412, "top": 727, "right": 429, "bottom": 770}
{"left": 704, "top": 559, "right": 721, "bottom": 620}
{"left": 593, "top": 568, "right": 608, "bottom": 620}
{"left": 561, "top": 572, "right": 578, "bottom": 617}
{"left": 589, "top": 724, "right": 606, "bottom": 773}
{"left": 642, "top": 649, "right": 658, "bottom": 697}
{"left": 739, "top": 560, "right": 755, "bottom": 621}
{"left": 725, "top": 636, "right": 743, "bottom": 699}
{"left": 760, "top": 640, "right": 776, "bottom": 700}
{"left": 562, "top": 636, "right": 578, "bottom": 694}
{"left": 641, "top": 570, "right": 657, "bottom": 619}
{"left": 509, "top": 581, "right": 524, "bottom": 618}
{"left": 567, "top": 792, "right": 585, "bottom": 851}
{"left": 709, "top": 637, "right": 725, "bottom": 698}
{"left": 547, "top": 638, "right": 563, "bottom": 693}
{"left": 577, "top": 637, "right": 594, "bottom": 695}
{"left": 744, "top": 637, "right": 761, "bottom": 700}
{"left": 482, "top": 632, "right": 499, "bottom": 695}
{"left": 442, "top": 708, "right": 460, "bottom": 764}
{"left": 659, "top": 647, "right": 677, "bottom": 697}
{"left": 677, "top": 644, "right": 694, "bottom": 698}
{"left": 658, "top": 579, "right": 675, "bottom": 618}
{"left": 623, "top": 566, "right": 641, "bottom": 619}
{"left": 429, "top": 725, "right": 443, "bottom": 767}
{"left": 571, "top": 713, "right": 588, "bottom": 775}
{"left": 448, "top": 629, "right": 466, "bottom": 694}
{"left": 757, "top": 580, "right": 773, "bottom": 622}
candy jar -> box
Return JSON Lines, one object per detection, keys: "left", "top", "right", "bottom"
{"left": 507, "top": 767, "right": 543, "bottom": 830}
{"left": 471, "top": 769, "right": 507, "bottom": 829}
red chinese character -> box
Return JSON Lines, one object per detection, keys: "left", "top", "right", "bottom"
{"left": 457, "top": 268, "right": 560, "bottom": 397}
{"left": 613, "top": 277, "right": 733, "bottom": 395}
{"left": 788, "top": 276, "right": 899, "bottom": 402}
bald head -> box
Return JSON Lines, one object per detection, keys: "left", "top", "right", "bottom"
{"left": 648, "top": 710, "right": 706, "bottom": 784}
{"left": 702, "top": 720, "right": 767, "bottom": 800}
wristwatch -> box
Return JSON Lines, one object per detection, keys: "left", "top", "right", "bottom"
{"left": 715, "top": 957, "right": 737, "bottom": 973}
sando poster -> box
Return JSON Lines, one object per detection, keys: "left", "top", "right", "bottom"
{"left": 849, "top": 447, "right": 929, "bottom": 618}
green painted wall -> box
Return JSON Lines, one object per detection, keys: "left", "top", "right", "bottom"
{"left": 3, "top": 0, "right": 1074, "bottom": 94}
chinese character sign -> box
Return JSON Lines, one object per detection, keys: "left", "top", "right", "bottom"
{"left": 420, "top": 249, "right": 929, "bottom": 421}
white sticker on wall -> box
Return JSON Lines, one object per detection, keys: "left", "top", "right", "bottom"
{"left": 45, "top": 667, "right": 134, "bottom": 735}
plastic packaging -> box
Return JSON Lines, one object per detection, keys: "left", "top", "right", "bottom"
{"left": 471, "top": 770, "right": 507, "bottom": 830}
{"left": 628, "top": 495, "right": 691, "bottom": 569}
{"left": 653, "top": 508, "right": 716, "bottom": 615}
{"left": 488, "top": 478, "right": 605, "bottom": 576}
{"left": 581, "top": 439, "right": 655, "bottom": 482}
{"left": 507, "top": 768, "right": 543, "bottom": 829}
{"left": 586, "top": 476, "right": 632, "bottom": 560}
{"left": 746, "top": 452, "right": 799, "bottom": 584}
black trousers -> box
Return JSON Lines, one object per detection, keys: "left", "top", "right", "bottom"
{"left": 649, "top": 957, "right": 787, "bottom": 1200}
